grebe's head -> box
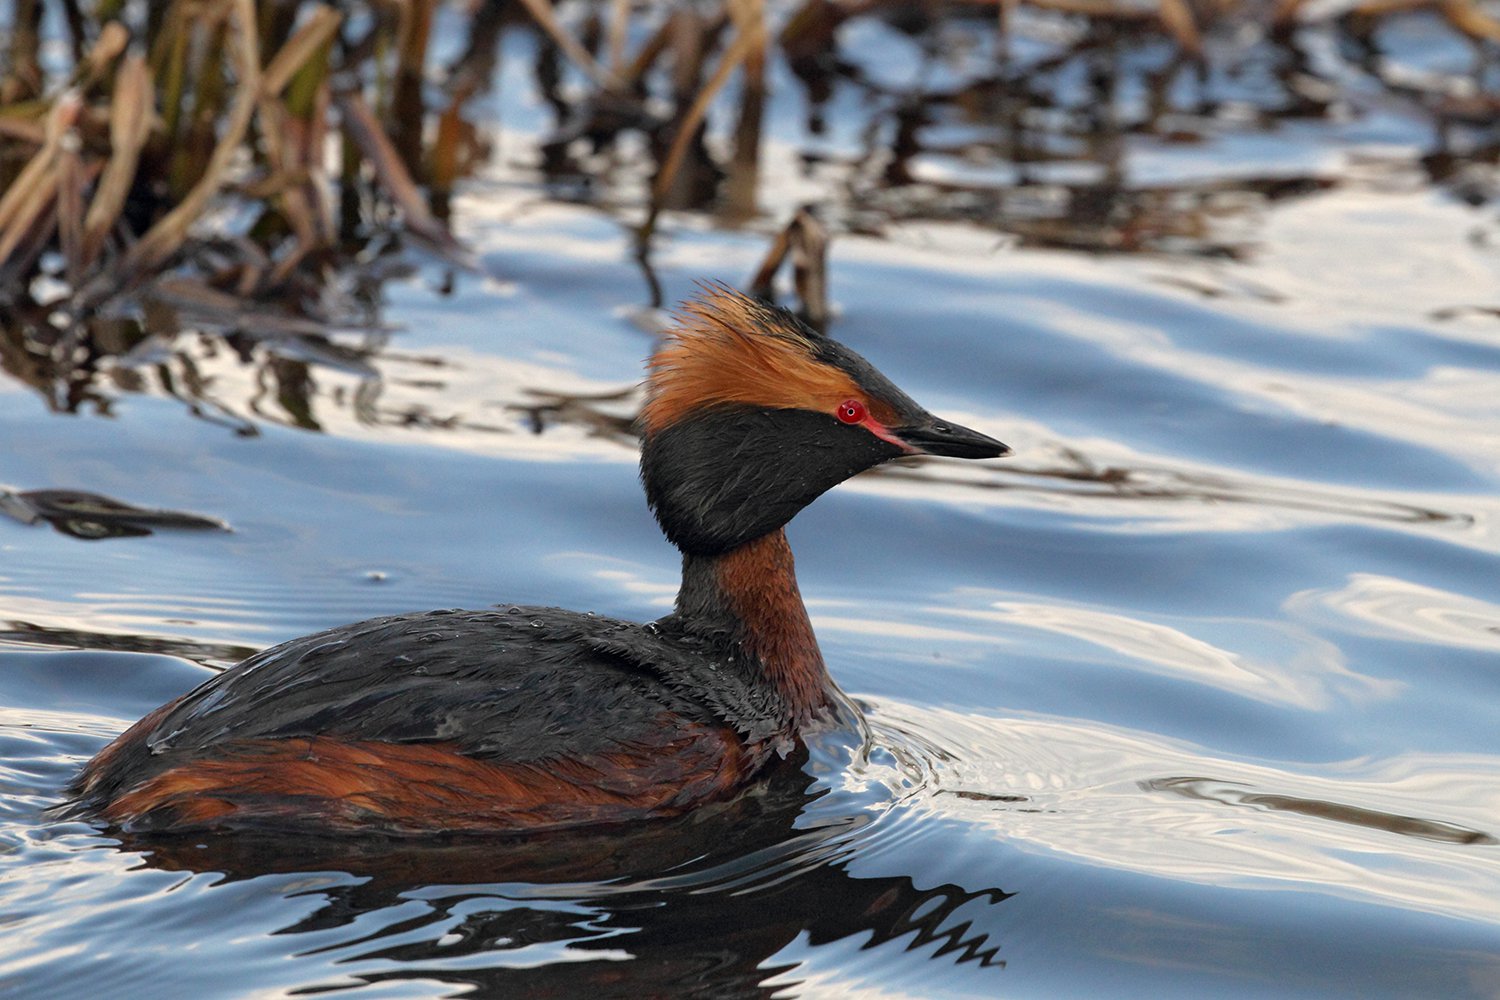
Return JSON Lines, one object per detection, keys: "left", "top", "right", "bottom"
{"left": 640, "top": 285, "right": 1008, "bottom": 555}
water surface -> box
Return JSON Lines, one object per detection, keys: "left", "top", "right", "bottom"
{"left": 3, "top": 7, "right": 1500, "bottom": 998}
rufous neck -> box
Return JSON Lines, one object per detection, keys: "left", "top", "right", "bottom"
{"left": 675, "top": 530, "right": 833, "bottom": 724}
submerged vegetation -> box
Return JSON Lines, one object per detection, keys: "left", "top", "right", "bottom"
{"left": 0, "top": 0, "right": 1497, "bottom": 422}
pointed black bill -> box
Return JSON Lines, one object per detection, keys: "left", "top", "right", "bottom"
{"left": 895, "top": 417, "right": 1010, "bottom": 459}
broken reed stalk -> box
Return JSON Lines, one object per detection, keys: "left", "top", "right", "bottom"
{"left": 3, "top": 0, "right": 44, "bottom": 103}
{"left": 748, "top": 207, "right": 829, "bottom": 331}
{"left": 258, "top": 4, "right": 344, "bottom": 269}
{"left": 57, "top": 122, "right": 85, "bottom": 287}
{"left": 430, "top": 78, "right": 479, "bottom": 216}
{"left": 336, "top": 88, "right": 468, "bottom": 261}
{"left": 391, "top": 0, "right": 436, "bottom": 181}
{"left": 0, "top": 92, "right": 81, "bottom": 273}
{"left": 90, "top": 0, "right": 261, "bottom": 300}
{"left": 607, "top": 0, "right": 632, "bottom": 72}
{"left": 724, "top": 0, "right": 766, "bottom": 222}
{"left": 513, "top": 0, "right": 616, "bottom": 88}
{"left": 80, "top": 54, "right": 151, "bottom": 269}
{"left": 261, "top": 5, "right": 342, "bottom": 97}
{"left": 78, "top": 21, "right": 129, "bottom": 87}
{"left": 643, "top": 0, "right": 767, "bottom": 238}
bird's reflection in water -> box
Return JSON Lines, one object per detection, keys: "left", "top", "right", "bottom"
{"left": 117, "top": 760, "right": 1012, "bottom": 998}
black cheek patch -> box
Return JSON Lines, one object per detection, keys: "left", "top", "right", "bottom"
{"left": 641, "top": 406, "right": 904, "bottom": 555}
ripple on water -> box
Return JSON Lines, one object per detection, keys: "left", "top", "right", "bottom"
{"left": 2, "top": 661, "right": 1499, "bottom": 999}
{"left": 864, "top": 700, "right": 1500, "bottom": 925}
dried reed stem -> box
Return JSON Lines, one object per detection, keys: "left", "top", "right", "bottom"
{"left": 647, "top": 0, "right": 766, "bottom": 227}
{"left": 514, "top": 0, "right": 616, "bottom": 88}
{"left": 80, "top": 55, "right": 152, "bottom": 268}
{"left": 98, "top": 0, "right": 261, "bottom": 295}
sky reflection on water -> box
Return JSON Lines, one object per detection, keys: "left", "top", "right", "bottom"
{"left": 4, "top": 4, "right": 1500, "bottom": 998}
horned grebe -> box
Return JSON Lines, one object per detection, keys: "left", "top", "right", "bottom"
{"left": 69, "top": 286, "right": 1007, "bottom": 833}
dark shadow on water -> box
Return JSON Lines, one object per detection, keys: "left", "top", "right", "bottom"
{"left": 1144, "top": 776, "right": 1499, "bottom": 847}
{"left": 0, "top": 621, "right": 251, "bottom": 670}
{"left": 0, "top": 488, "right": 229, "bottom": 540}
{"left": 110, "top": 765, "right": 1013, "bottom": 998}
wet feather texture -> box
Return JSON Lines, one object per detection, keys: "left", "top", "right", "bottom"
{"left": 73, "top": 607, "right": 786, "bottom": 832}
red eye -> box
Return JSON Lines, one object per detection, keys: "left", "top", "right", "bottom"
{"left": 836, "top": 399, "right": 867, "bottom": 425}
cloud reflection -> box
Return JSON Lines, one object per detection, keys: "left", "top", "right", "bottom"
{"left": 1287, "top": 573, "right": 1500, "bottom": 652}
{"left": 931, "top": 595, "right": 1395, "bottom": 709}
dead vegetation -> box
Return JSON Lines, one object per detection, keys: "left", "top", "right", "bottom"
{"left": 0, "top": 0, "right": 1496, "bottom": 425}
